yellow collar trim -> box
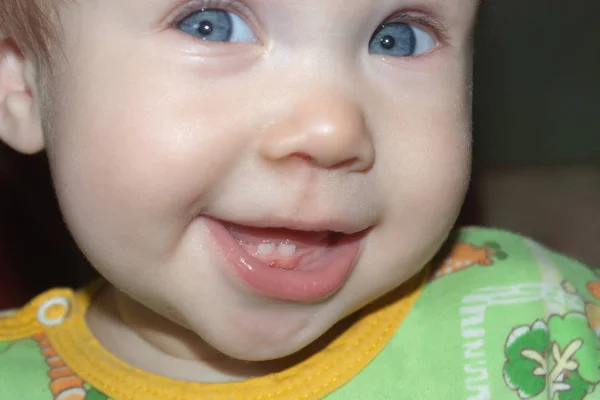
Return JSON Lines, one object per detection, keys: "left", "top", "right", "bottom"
{"left": 8, "top": 274, "right": 425, "bottom": 400}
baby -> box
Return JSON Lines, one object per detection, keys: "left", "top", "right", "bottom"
{"left": 0, "top": 0, "right": 598, "bottom": 399}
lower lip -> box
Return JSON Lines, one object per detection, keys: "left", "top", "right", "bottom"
{"left": 204, "top": 218, "right": 363, "bottom": 302}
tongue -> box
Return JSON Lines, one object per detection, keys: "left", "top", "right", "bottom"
{"left": 225, "top": 224, "right": 333, "bottom": 270}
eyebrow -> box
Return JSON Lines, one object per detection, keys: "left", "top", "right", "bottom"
{"left": 417, "top": 0, "right": 482, "bottom": 27}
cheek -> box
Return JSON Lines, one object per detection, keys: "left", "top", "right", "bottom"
{"left": 354, "top": 61, "right": 472, "bottom": 295}
{"left": 44, "top": 48, "right": 254, "bottom": 262}
{"left": 376, "top": 61, "right": 472, "bottom": 215}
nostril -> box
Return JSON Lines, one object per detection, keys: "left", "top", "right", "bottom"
{"left": 289, "top": 153, "right": 315, "bottom": 164}
{"left": 329, "top": 157, "right": 361, "bottom": 171}
{"left": 289, "top": 153, "right": 365, "bottom": 171}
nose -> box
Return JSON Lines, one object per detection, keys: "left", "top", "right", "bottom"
{"left": 259, "top": 90, "right": 375, "bottom": 172}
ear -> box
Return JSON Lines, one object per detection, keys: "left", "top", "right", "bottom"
{"left": 0, "top": 38, "right": 44, "bottom": 154}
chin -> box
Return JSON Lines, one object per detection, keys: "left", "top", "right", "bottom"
{"left": 229, "top": 342, "right": 304, "bottom": 362}
{"left": 205, "top": 328, "right": 315, "bottom": 362}
{"left": 186, "top": 306, "right": 328, "bottom": 362}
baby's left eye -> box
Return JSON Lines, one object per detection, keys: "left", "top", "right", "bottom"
{"left": 177, "top": 8, "right": 257, "bottom": 43}
{"left": 369, "top": 23, "right": 436, "bottom": 57}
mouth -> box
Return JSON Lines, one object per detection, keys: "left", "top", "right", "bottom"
{"left": 203, "top": 217, "right": 367, "bottom": 302}
{"left": 226, "top": 223, "right": 345, "bottom": 271}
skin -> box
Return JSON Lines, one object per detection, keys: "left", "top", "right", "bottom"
{"left": 0, "top": 0, "right": 478, "bottom": 383}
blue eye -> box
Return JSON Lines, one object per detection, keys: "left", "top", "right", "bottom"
{"left": 177, "top": 9, "right": 257, "bottom": 43}
{"left": 369, "top": 23, "right": 436, "bottom": 57}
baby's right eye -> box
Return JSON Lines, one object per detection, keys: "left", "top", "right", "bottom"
{"left": 369, "top": 22, "right": 436, "bottom": 57}
{"left": 177, "top": 8, "right": 257, "bottom": 43}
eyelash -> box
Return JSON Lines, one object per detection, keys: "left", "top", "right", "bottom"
{"left": 384, "top": 12, "right": 450, "bottom": 46}
{"left": 170, "top": 0, "right": 255, "bottom": 30}
{"left": 170, "top": 0, "right": 450, "bottom": 47}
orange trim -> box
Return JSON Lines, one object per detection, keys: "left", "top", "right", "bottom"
{"left": 47, "top": 273, "right": 424, "bottom": 400}
{"left": 50, "top": 367, "right": 75, "bottom": 380}
{"left": 4, "top": 275, "right": 425, "bottom": 400}
{"left": 33, "top": 332, "right": 87, "bottom": 400}
{"left": 50, "top": 376, "right": 85, "bottom": 394}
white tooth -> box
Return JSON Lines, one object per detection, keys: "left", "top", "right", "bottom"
{"left": 277, "top": 243, "right": 296, "bottom": 257}
{"left": 257, "top": 243, "right": 276, "bottom": 256}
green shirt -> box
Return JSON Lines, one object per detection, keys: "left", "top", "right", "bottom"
{"left": 1, "top": 227, "right": 599, "bottom": 400}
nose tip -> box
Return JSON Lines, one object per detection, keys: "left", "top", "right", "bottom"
{"left": 259, "top": 91, "right": 375, "bottom": 172}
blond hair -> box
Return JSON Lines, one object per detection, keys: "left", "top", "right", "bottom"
{"left": 0, "top": 0, "right": 62, "bottom": 69}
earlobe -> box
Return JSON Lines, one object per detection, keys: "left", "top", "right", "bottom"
{"left": 0, "top": 38, "right": 45, "bottom": 154}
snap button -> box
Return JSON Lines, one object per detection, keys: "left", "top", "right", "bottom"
{"left": 37, "top": 296, "right": 71, "bottom": 327}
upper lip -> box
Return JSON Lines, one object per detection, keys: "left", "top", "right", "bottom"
{"left": 204, "top": 216, "right": 371, "bottom": 235}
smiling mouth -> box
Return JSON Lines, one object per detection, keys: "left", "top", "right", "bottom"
{"left": 204, "top": 217, "right": 367, "bottom": 302}
{"left": 225, "top": 223, "right": 345, "bottom": 271}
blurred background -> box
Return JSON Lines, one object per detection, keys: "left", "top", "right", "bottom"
{"left": 1, "top": 0, "right": 599, "bottom": 308}
{"left": 471, "top": 0, "right": 599, "bottom": 266}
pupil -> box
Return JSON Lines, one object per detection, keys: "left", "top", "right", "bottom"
{"left": 380, "top": 35, "right": 396, "bottom": 50}
{"left": 198, "top": 21, "right": 214, "bottom": 36}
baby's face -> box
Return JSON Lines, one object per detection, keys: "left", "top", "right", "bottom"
{"left": 44, "top": 0, "right": 476, "bottom": 360}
